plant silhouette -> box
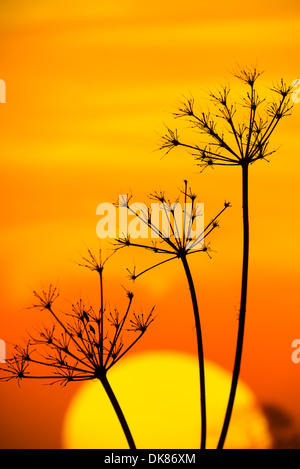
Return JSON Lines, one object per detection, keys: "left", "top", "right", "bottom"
{"left": 114, "top": 180, "right": 230, "bottom": 449}
{"left": 0, "top": 249, "right": 155, "bottom": 449}
{"left": 158, "top": 67, "right": 294, "bottom": 448}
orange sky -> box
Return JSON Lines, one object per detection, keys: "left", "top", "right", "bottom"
{"left": 0, "top": 0, "right": 300, "bottom": 448}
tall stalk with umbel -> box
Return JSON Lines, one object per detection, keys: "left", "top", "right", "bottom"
{"left": 114, "top": 181, "right": 230, "bottom": 449}
{"left": 159, "top": 68, "right": 293, "bottom": 448}
{"left": 0, "top": 250, "right": 155, "bottom": 449}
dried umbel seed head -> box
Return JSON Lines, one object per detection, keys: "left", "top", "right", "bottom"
{"left": 127, "top": 309, "right": 156, "bottom": 333}
{"left": 159, "top": 68, "right": 293, "bottom": 171}
{"left": 0, "top": 250, "right": 155, "bottom": 387}
{"left": 114, "top": 180, "right": 230, "bottom": 271}
{"left": 77, "top": 248, "right": 115, "bottom": 274}
{"left": 31, "top": 285, "right": 59, "bottom": 310}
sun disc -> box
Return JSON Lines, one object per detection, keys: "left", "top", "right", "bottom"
{"left": 62, "top": 351, "right": 272, "bottom": 449}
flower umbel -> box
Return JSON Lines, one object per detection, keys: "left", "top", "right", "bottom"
{"left": 0, "top": 251, "right": 155, "bottom": 450}
{"left": 114, "top": 180, "right": 230, "bottom": 279}
{"left": 160, "top": 68, "right": 293, "bottom": 171}
{"left": 31, "top": 284, "right": 59, "bottom": 310}
{"left": 127, "top": 309, "right": 156, "bottom": 333}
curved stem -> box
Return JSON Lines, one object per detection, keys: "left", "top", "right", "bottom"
{"left": 217, "top": 163, "right": 249, "bottom": 449}
{"left": 101, "top": 373, "right": 136, "bottom": 450}
{"left": 181, "top": 254, "right": 206, "bottom": 450}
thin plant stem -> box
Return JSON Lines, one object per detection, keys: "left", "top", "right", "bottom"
{"left": 100, "top": 373, "right": 136, "bottom": 450}
{"left": 217, "top": 162, "right": 249, "bottom": 449}
{"left": 99, "top": 268, "right": 104, "bottom": 367}
{"left": 181, "top": 253, "right": 206, "bottom": 450}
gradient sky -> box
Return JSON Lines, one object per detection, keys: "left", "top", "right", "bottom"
{"left": 0, "top": 0, "right": 300, "bottom": 448}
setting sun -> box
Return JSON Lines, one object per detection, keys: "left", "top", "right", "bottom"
{"left": 1, "top": 0, "right": 300, "bottom": 450}
{"left": 62, "top": 351, "right": 272, "bottom": 449}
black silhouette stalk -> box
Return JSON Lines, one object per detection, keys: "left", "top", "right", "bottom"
{"left": 100, "top": 373, "right": 135, "bottom": 449}
{"left": 114, "top": 181, "right": 230, "bottom": 449}
{"left": 0, "top": 250, "right": 155, "bottom": 450}
{"left": 180, "top": 252, "right": 206, "bottom": 449}
{"left": 159, "top": 67, "right": 293, "bottom": 448}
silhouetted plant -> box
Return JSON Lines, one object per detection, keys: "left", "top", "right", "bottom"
{"left": 158, "top": 67, "right": 293, "bottom": 448}
{"left": 114, "top": 180, "right": 230, "bottom": 449}
{"left": 0, "top": 250, "right": 155, "bottom": 450}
